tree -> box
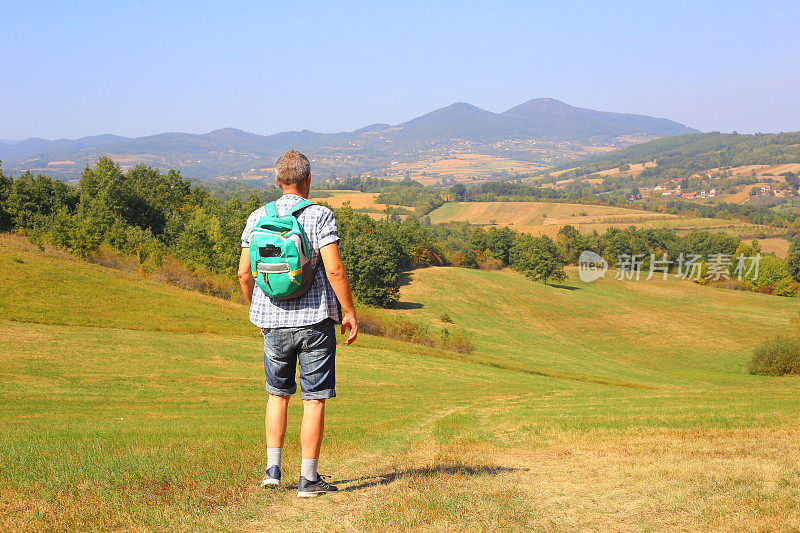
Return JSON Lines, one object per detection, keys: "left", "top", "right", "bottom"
{"left": 6, "top": 171, "right": 79, "bottom": 229}
{"left": 782, "top": 172, "right": 799, "bottom": 189}
{"left": 0, "top": 164, "right": 13, "bottom": 231}
{"left": 751, "top": 254, "right": 795, "bottom": 296}
{"left": 450, "top": 183, "right": 467, "bottom": 202}
{"left": 555, "top": 224, "right": 585, "bottom": 264}
{"left": 339, "top": 232, "right": 402, "bottom": 307}
{"left": 485, "top": 226, "right": 515, "bottom": 265}
{"left": 510, "top": 234, "right": 567, "bottom": 284}
{"left": 787, "top": 239, "right": 800, "bottom": 283}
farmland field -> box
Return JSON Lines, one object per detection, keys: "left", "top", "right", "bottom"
{"left": 310, "top": 190, "right": 386, "bottom": 210}
{"left": 1, "top": 234, "right": 799, "bottom": 531}
{"left": 427, "top": 201, "right": 783, "bottom": 239}
{"left": 308, "top": 190, "right": 412, "bottom": 220}
{"left": 756, "top": 236, "right": 792, "bottom": 258}
{"left": 373, "top": 154, "right": 549, "bottom": 185}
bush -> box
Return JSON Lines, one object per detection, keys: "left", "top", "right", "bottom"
{"left": 441, "top": 329, "right": 474, "bottom": 354}
{"left": 358, "top": 309, "right": 473, "bottom": 353}
{"left": 749, "top": 335, "right": 800, "bottom": 376}
{"left": 477, "top": 257, "right": 503, "bottom": 270}
{"left": 719, "top": 279, "right": 745, "bottom": 291}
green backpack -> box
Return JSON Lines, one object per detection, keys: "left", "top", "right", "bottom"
{"left": 249, "top": 200, "right": 316, "bottom": 299}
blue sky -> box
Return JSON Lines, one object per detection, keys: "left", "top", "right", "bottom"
{"left": 2, "top": 0, "right": 798, "bottom": 139}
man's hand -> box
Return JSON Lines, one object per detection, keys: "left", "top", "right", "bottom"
{"left": 341, "top": 313, "right": 358, "bottom": 345}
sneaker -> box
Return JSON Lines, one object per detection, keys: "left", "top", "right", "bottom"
{"left": 261, "top": 465, "right": 281, "bottom": 488}
{"left": 297, "top": 474, "right": 338, "bottom": 497}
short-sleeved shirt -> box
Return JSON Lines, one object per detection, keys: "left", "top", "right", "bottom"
{"left": 241, "top": 193, "right": 342, "bottom": 328}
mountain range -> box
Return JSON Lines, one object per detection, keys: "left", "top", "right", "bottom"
{"left": 0, "top": 98, "right": 698, "bottom": 181}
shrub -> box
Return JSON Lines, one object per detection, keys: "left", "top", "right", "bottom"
{"left": 358, "top": 309, "right": 473, "bottom": 353}
{"left": 755, "top": 284, "right": 774, "bottom": 295}
{"left": 477, "top": 257, "right": 503, "bottom": 270}
{"left": 749, "top": 335, "right": 800, "bottom": 376}
{"left": 439, "top": 313, "right": 454, "bottom": 323}
{"left": 442, "top": 329, "right": 474, "bottom": 354}
{"left": 719, "top": 279, "right": 745, "bottom": 291}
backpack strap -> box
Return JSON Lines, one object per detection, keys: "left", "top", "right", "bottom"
{"left": 286, "top": 199, "right": 315, "bottom": 217}
{"left": 265, "top": 201, "right": 278, "bottom": 218}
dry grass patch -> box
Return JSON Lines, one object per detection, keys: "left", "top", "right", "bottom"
{"left": 242, "top": 427, "right": 800, "bottom": 532}
{"left": 756, "top": 237, "right": 791, "bottom": 258}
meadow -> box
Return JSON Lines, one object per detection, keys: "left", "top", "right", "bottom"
{"left": 373, "top": 154, "right": 548, "bottom": 185}
{"left": 426, "top": 200, "right": 786, "bottom": 243}
{"left": 1, "top": 234, "right": 799, "bottom": 531}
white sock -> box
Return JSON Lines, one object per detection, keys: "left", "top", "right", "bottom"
{"left": 301, "top": 457, "right": 318, "bottom": 481}
{"left": 267, "top": 448, "right": 282, "bottom": 470}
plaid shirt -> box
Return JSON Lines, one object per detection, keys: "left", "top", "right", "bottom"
{"left": 241, "top": 194, "right": 342, "bottom": 328}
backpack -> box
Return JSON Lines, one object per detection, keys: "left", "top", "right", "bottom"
{"left": 249, "top": 199, "right": 316, "bottom": 299}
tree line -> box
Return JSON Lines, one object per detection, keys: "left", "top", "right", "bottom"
{"left": 0, "top": 158, "right": 571, "bottom": 307}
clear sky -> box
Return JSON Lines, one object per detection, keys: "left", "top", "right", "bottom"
{"left": 2, "top": 0, "right": 798, "bottom": 140}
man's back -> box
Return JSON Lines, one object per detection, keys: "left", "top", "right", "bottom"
{"left": 241, "top": 193, "right": 342, "bottom": 328}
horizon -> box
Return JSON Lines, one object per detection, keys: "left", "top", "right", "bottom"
{"left": 0, "top": 97, "right": 706, "bottom": 143}
{"left": 3, "top": 1, "right": 799, "bottom": 139}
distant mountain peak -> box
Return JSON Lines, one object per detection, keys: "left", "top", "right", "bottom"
{"left": 503, "top": 97, "right": 574, "bottom": 117}
{"left": 0, "top": 97, "right": 698, "bottom": 180}
{"left": 503, "top": 97, "right": 697, "bottom": 137}
{"left": 354, "top": 123, "right": 391, "bottom": 134}
{"left": 208, "top": 127, "right": 247, "bottom": 134}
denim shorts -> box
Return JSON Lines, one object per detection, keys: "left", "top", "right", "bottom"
{"left": 261, "top": 319, "right": 336, "bottom": 400}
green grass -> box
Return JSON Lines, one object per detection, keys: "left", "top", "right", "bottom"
{"left": 2, "top": 234, "right": 800, "bottom": 531}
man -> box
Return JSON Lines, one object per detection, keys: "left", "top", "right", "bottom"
{"left": 238, "top": 149, "right": 358, "bottom": 498}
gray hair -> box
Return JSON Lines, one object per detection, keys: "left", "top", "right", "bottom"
{"left": 275, "top": 149, "right": 310, "bottom": 186}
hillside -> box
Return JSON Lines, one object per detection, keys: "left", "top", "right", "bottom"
{"left": 0, "top": 99, "right": 697, "bottom": 181}
{"left": 504, "top": 98, "right": 696, "bottom": 139}
{"left": 2, "top": 233, "right": 799, "bottom": 531}
{"left": 555, "top": 131, "right": 800, "bottom": 179}
{"left": 426, "top": 200, "right": 786, "bottom": 242}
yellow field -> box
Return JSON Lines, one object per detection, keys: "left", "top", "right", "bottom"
{"left": 376, "top": 154, "right": 548, "bottom": 185}
{"left": 311, "top": 190, "right": 411, "bottom": 212}
{"left": 756, "top": 237, "right": 792, "bottom": 258}
{"left": 718, "top": 182, "right": 781, "bottom": 204}
{"left": 312, "top": 190, "right": 383, "bottom": 209}
{"left": 546, "top": 177, "right": 605, "bottom": 188}
{"left": 427, "top": 201, "right": 784, "bottom": 239}
{"left": 589, "top": 160, "right": 657, "bottom": 178}
{"left": 428, "top": 201, "right": 677, "bottom": 238}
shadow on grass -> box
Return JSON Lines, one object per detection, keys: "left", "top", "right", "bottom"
{"left": 332, "top": 464, "right": 527, "bottom": 493}
{"left": 548, "top": 283, "right": 579, "bottom": 291}
{"left": 394, "top": 301, "right": 423, "bottom": 310}
{"left": 398, "top": 271, "right": 414, "bottom": 287}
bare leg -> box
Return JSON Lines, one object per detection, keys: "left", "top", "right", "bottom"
{"left": 265, "top": 394, "right": 290, "bottom": 448}
{"left": 300, "top": 399, "right": 326, "bottom": 458}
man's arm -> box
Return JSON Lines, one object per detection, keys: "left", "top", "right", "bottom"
{"left": 319, "top": 242, "right": 358, "bottom": 345}
{"left": 237, "top": 247, "right": 255, "bottom": 305}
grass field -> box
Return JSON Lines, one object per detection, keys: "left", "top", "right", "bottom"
{"left": 310, "top": 190, "right": 388, "bottom": 210}
{"left": 427, "top": 201, "right": 786, "bottom": 239}
{"left": 308, "top": 190, "right": 412, "bottom": 220}
{"left": 2, "top": 234, "right": 800, "bottom": 531}
{"left": 373, "top": 154, "right": 548, "bottom": 185}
